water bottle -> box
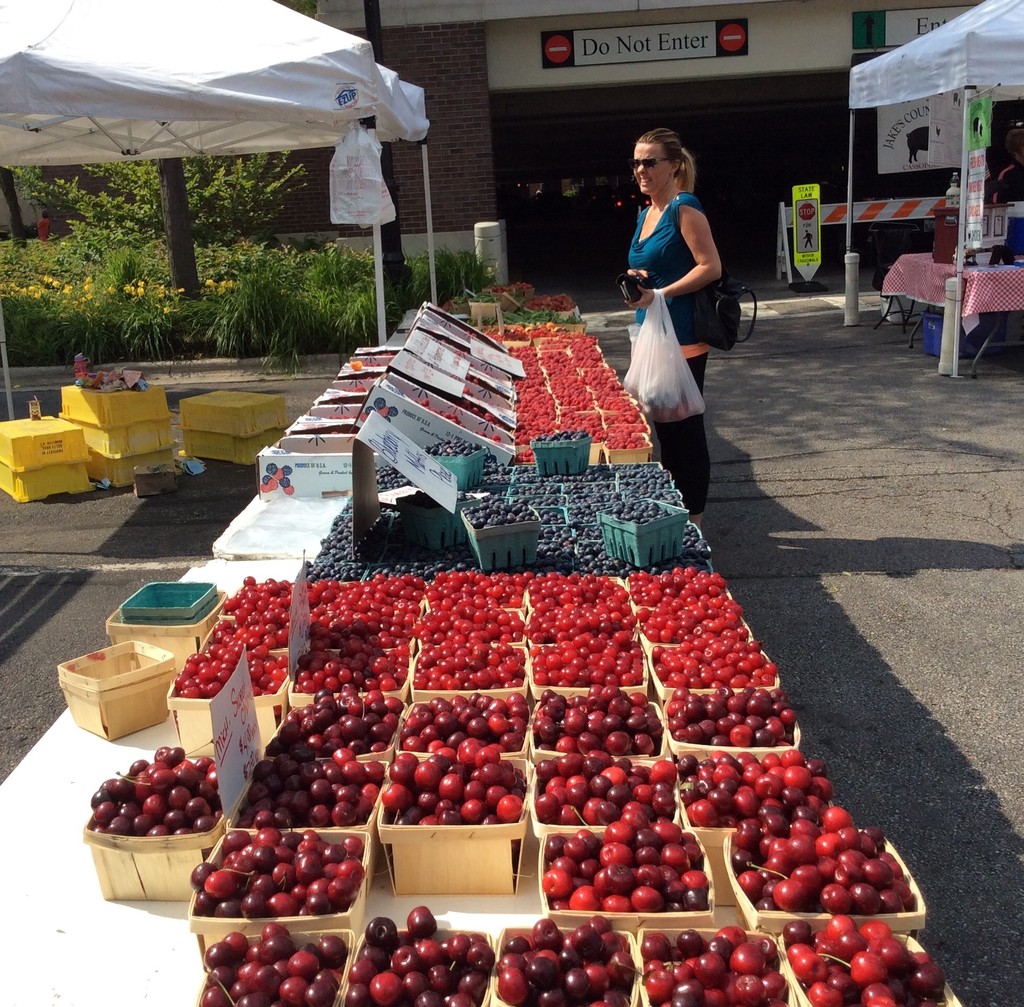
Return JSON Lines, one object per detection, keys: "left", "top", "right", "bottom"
{"left": 945, "top": 172, "right": 960, "bottom": 207}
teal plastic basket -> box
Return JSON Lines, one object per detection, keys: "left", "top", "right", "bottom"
{"left": 461, "top": 510, "right": 541, "bottom": 571}
{"left": 118, "top": 582, "right": 219, "bottom": 625}
{"left": 597, "top": 501, "right": 690, "bottom": 567}
{"left": 434, "top": 447, "right": 487, "bottom": 490}
{"left": 531, "top": 436, "right": 592, "bottom": 476}
{"left": 397, "top": 493, "right": 468, "bottom": 550}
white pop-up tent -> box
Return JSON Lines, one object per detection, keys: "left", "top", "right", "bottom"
{"left": 0, "top": 0, "right": 430, "bottom": 417}
{"left": 848, "top": 0, "right": 1024, "bottom": 374}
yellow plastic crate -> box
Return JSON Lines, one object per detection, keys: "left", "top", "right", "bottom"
{"left": 184, "top": 427, "right": 286, "bottom": 465}
{"left": 0, "top": 458, "right": 94, "bottom": 502}
{"left": 179, "top": 391, "right": 288, "bottom": 437}
{"left": 85, "top": 447, "right": 175, "bottom": 487}
{"left": 64, "top": 416, "right": 174, "bottom": 458}
{"left": 0, "top": 417, "right": 90, "bottom": 471}
{"left": 60, "top": 385, "right": 170, "bottom": 428}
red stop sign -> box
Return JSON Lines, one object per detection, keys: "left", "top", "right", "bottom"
{"left": 798, "top": 202, "right": 816, "bottom": 221}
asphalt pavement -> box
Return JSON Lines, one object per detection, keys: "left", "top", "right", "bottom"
{"left": 2, "top": 263, "right": 1023, "bottom": 1005}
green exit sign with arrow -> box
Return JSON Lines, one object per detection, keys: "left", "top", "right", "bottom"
{"left": 853, "top": 7, "right": 972, "bottom": 49}
{"left": 852, "top": 10, "right": 885, "bottom": 48}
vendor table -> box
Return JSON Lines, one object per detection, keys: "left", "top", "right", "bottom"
{"left": 2, "top": 557, "right": 732, "bottom": 1007}
{"left": 882, "top": 252, "right": 1024, "bottom": 374}
{"left": 0, "top": 704, "right": 556, "bottom": 1007}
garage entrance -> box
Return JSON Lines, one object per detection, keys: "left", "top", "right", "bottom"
{"left": 489, "top": 70, "right": 949, "bottom": 289}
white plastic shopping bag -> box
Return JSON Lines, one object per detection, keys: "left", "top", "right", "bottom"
{"left": 623, "top": 291, "right": 705, "bottom": 422}
{"left": 329, "top": 125, "right": 397, "bottom": 226}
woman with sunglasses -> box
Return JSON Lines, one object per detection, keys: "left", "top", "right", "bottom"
{"left": 624, "top": 127, "right": 722, "bottom": 528}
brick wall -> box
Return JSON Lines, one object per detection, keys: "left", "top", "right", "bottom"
{"left": 274, "top": 21, "right": 498, "bottom": 239}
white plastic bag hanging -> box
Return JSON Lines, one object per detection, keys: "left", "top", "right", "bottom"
{"left": 623, "top": 290, "right": 705, "bottom": 422}
{"left": 329, "top": 125, "right": 396, "bottom": 226}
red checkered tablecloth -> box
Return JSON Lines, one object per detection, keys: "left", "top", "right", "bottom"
{"left": 962, "top": 264, "right": 1024, "bottom": 316}
{"left": 882, "top": 252, "right": 1024, "bottom": 315}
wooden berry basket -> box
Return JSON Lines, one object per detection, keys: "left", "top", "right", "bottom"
{"left": 491, "top": 926, "right": 641, "bottom": 1007}
{"left": 523, "top": 574, "right": 631, "bottom": 616}
{"left": 779, "top": 933, "right": 961, "bottom": 1007}
{"left": 537, "top": 832, "right": 715, "bottom": 934}
{"left": 526, "top": 644, "right": 649, "bottom": 702}
{"left": 187, "top": 830, "right": 374, "bottom": 956}
{"left": 58, "top": 640, "right": 177, "bottom": 740}
{"left": 527, "top": 757, "right": 682, "bottom": 840}
{"left": 167, "top": 674, "right": 289, "bottom": 759}
{"left": 603, "top": 443, "right": 653, "bottom": 465}
{"left": 287, "top": 672, "right": 411, "bottom": 712}
{"left": 192, "top": 928, "right": 355, "bottom": 1007}
{"left": 410, "top": 644, "right": 530, "bottom": 704}
{"left": 83, "top": 814, "right": 225, "bottom": 902}
{"left": 348, "top": 927, "right": 496, "bottom": 1004}
{"left": 395, "top": 700, "right": 529, "bottom": 762}
{"left": 636, "top": 927, "right": 797, "bottom": 1007}
{"left": 375, "top": 759, "right": 533, "bottom": 896}
{"left": 723, "top": 833, "right": 927, "bottom": 935}
{"left": 529, "top": 700, "right": 669, "bottom": 765}
{"left": 226, "top": 767, "right": 383, "bottom": 849}
{"left": 640, "top": 636, "right": 780, "bottom": 703}
{"left": 105, "top": 594, "right": 224, "bottom": 673}
{"left": 665, "top": 723, "right": 802, "bottom": 762}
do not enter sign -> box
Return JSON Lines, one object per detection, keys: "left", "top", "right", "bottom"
{"left": 542, "top": 31, "right": 575, "bottom": 67}
{"left": 717, "top": 21, "right": 747, "bottom": 53}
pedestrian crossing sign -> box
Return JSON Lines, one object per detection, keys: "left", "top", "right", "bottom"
{"left": 792, "top": 184, "right": 822, "bottom": 278}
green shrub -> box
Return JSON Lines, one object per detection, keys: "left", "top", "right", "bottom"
{"left": 0, "top": 240, "right": 494, "bottom": 368}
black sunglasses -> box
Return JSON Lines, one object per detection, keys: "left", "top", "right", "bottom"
{"left": 630, "top": 157, "right": 672, "bottom": 170}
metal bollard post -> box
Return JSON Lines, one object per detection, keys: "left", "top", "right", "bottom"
{"left": 844, "top": 252, "right": 860, "bottom": 326}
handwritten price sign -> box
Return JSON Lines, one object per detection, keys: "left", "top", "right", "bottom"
{"left": 209, "top": 650, "right": 261, "bottom": 816}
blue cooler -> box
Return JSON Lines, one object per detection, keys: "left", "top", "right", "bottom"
{"left": 921, "top": 310, "right": 1006, "bottom": 357}
{"left": 1007, "top": 208, "right": 1024, "bottom": 256}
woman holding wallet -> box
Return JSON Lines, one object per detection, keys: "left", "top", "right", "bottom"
{"left": 623, "top": 127, "right": 722, "bottom": 528}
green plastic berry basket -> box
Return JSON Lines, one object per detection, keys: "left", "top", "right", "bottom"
{"left": 597, "top": 500, "right": 690, "bottom": 567}
{"left": 396, "top": 493, "right": 469, "bottom": 550}
{"left": 530, "top": 436, "right": 592, "bottom": 476}
{"left": 118, "top": 582, "right": 220, "bottom": 625}
{"left": 434, "top": 447, "right": 487, "bottom": 490}
{"left": 461, "top": 509, "right": 541, "bottom": 571}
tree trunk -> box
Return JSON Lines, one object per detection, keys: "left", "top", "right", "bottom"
{"left": 0, "top": 166, "right": 27, "bottom": 244}
{"left": 157, "top": 158, "right": 200, "bottom": 298}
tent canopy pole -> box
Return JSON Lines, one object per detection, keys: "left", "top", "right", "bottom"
{"left": 420, "top": 140, "right": 437, "bottom": 306}
{"left": 372, "top": 223, "right": 387, "bottom": 346}
{"left": 0, "top": 298, "right": 14, "bottom": 420}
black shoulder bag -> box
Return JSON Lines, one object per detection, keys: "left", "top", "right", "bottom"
{"left": 693, "top": 270, "right": 757, "bottom": 351}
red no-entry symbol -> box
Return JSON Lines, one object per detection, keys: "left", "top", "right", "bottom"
{"left": 717, "top": 22, "right": 747, "bottom": 53}
{"left": 543, "top": 33, "right": 573, "bottom": 66}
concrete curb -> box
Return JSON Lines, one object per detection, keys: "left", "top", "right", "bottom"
{"left": 5, "top": 353, "right": 342, "bottom": 390}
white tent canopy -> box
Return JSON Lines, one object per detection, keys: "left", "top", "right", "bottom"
{"left": 0, "top": 0, "right": 431, "bottom": 417}
{"left": 847, "top": 0, "right": 1024, "bottom": 375}
{"left": 850, "top": 0, "right": 1024, "bottom": 108}
{"left": 0, "top": 0, "right": 427, "bottom": 164}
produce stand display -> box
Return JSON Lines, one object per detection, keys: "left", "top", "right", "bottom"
{"left": 2, "top": 300, "right": 961, "bottom": 1007}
